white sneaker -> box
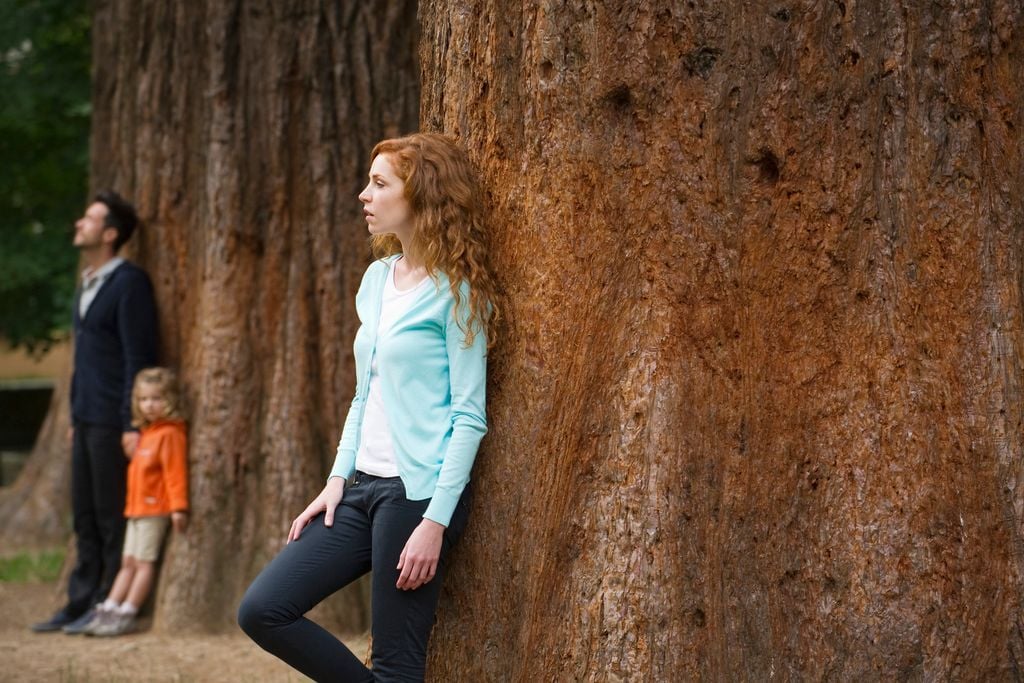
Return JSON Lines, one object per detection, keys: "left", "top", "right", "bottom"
{"left": 89, "top": 612, "right": 136, "bottom": 637}
{"left": 80, "top": 606, "right": 115, "bottom": 636}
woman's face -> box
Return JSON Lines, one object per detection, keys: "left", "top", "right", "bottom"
{"left": 359, "top": 154, "right": 413, "bottom": 241}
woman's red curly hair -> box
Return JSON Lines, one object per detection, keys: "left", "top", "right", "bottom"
{"left": 369, "top": 133, "right": 499, "bottom": 348}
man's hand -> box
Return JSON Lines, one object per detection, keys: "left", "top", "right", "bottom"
{"left": 171, "top": 511, "right": 189, "bottom": 533}
{"left": 121, "top": 431, "right": 139, "bottom": 458}
{"left": 396, "top": 519, "right": 445, "bottom": 590}
{"left": 287, "top": 477, "right": 346, "bottom": 543}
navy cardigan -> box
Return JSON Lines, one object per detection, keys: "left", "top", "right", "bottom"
{"left": 71, "top": 261, "right": 159, "bottom": 431}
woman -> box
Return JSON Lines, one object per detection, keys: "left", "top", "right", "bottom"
{"left": 238, "top": 133, "right": 498, "bottom": 682}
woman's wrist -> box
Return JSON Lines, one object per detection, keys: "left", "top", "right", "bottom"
{"left": 419, "top": 517, "right": 446, "bottom": 531}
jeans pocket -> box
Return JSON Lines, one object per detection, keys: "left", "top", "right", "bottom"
{"left": 388, "top": 479, "right": 429, "bottom": 512}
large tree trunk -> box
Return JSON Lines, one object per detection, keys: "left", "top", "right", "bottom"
{"left": 85, "top": 0, "right": 418, "bottom": 631}
{"left": 421, "top": 1, "right": 1024, "bottom": 680}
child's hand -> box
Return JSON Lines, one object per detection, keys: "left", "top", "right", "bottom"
{"left": 121, "top": 431, "right": 140, "bottom": 458}
{"left": 171, "top": 511, "right": 189, "bottom": 533}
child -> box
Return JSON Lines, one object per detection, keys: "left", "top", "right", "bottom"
{"left": 82, "top": 367, "right": 189, "bottom": 637}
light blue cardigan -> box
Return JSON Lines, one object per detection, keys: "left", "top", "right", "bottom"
{"left": 329, "top": 255, "right": 488, "bottom": 526}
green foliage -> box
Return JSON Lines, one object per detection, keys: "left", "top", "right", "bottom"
{"left": 0, "top": 547, "right": 65, "bottom": 582}
{"left": 0, "top": 0, "right": 90, "bottom": 354}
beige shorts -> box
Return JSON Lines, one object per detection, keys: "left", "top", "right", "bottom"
{"left": 122, "top": 516, "right": 170, "bottom": 562}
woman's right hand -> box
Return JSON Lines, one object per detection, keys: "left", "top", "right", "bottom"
{"left": 287, "top": 476, "right": 346, "bottom": 543}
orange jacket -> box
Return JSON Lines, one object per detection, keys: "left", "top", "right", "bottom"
{"left": 124, "top": 419, "right": 189, "bottom": 517}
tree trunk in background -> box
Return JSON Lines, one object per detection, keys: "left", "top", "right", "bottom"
{"left": 421, "top": 1, "right": 1024, "bottom": 680}
{"left": 86, "top": 0, "right": 418, "bottom": 630}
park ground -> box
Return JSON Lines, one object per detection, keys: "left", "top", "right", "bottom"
{"left": 1, "top": 576, "right": 369, "bottom": 682}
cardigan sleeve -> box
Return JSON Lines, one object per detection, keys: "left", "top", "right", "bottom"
{"left": 117, "top": 268, "right": 159, "bottom": 431}
{"left": 423, "top": 287, "right": 488, "bottom": 526}
{"left": 329, "top": 388, "right": 364, "bottom": 481}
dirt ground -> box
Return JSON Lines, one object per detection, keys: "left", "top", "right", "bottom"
{"left": 1, "top": 581, "right": 369, "bottom": 682}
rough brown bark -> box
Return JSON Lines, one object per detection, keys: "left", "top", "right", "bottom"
{"left": 0, "top": 370, "right": 71, "bottom": 549}
{"left": 84, "top": 0, "right": 418, "bottom": 631}
{"left": 421, "top": 1, "right": 1024, "bottom": 680}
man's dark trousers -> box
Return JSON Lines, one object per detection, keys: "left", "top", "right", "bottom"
{"left": 67, "top": 423, "right": 127, "bottom": 615}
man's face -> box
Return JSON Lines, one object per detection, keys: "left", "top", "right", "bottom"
{"left": 73, "top": 202, "right": 116, "bottom": 251}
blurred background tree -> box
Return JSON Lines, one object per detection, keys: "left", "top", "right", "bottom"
{"left": 0, "top": 0, "right": 89, "bottom": 354}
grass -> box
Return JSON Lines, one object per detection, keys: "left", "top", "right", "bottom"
{"left": 0, "top": 548, "right": 64, "bottom": 582}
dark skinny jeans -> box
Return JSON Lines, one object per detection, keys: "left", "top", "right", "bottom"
{"left": 238, "top": 472, "right": 470, "bottom": 683}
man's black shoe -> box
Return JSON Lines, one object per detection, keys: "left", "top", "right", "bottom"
{"left": 31, "top": 610, "right": 77, "bottom": 633}
{"left": 62, "top": 608, "right": 97, "bottom": 635}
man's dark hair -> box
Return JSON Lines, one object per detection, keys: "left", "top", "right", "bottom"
{"left": 94, "top": 190, "right": 139, "bottom": 252}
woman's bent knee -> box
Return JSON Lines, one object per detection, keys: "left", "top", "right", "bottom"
{"left": 236, "top": 591, "right": 261, "bottom": 637}
{"left": 237, "top": 587, "right": 287, "bottom": 640}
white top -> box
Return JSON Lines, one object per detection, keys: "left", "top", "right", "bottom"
{"left": 79, "top": 257, "right": 124, "bottom": 318}
{"left": 354, "top": 259, "right": 431, "bottom": 477}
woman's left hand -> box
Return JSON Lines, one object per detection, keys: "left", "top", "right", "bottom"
{"left": 396, "top": 519, "right": 445, "bottom": 590}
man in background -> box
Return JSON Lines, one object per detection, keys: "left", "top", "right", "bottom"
{"left": 32, "top": 191, "right": 158, "bottom": 634}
